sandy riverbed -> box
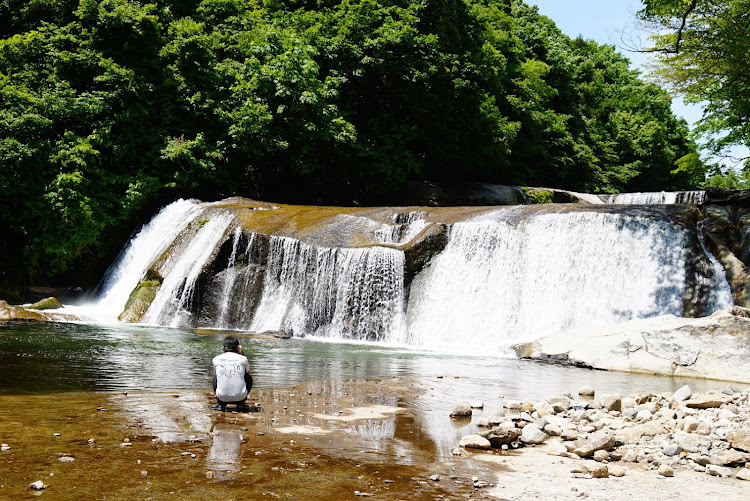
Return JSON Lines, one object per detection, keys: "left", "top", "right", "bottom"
{"left": 0, "top": 377, "right": 747, "bottom": 500}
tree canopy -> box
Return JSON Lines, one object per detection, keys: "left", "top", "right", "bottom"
{"left": 638, "top": 0, "right": 750, "bottom": 168}
{"left": 0, "top": 0, "right": 705, "bottom": 281}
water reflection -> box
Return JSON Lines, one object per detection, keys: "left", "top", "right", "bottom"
{"left": 1, "top": 321, "right": 746, "bottom": 401}
{"left": 207, "top": 424, "right": 244, "bottom": 475}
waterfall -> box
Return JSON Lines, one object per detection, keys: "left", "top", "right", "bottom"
{"left": 72, "top": 199, "right": 202, "bottom": 321}
{"left": 92, "top": 198, "right": 733, "bottom": 355}
{"left": 247, "top": 236, "right": 406, "bottom": 342}
{"left": 600, "top": 191, "right": 706, "bottom": 205}
{"left": 375, "top": 211, "right": 429, "bottom": 245}
{"left": 696, "top": 220, "right": 734, "bottom": 313}
{"left": 142, "top": 212, "right": 236, "bottom": 327}
{"left": 405, "top": 210, "right": 727, "bottom": 353}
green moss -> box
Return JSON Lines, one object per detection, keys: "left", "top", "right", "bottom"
{"left": 28, "top": 296, "right": 63, "bottom": 310}
{"left": 197, "top": 218, "right": 209, "bottom": 229}
{"left": 119, "top": 279, "right": 161, "bottom": 322}
{"left": 523, "top": 187, "right": 554, "bottom": 204}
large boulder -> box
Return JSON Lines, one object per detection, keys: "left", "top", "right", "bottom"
{"left": 119, "top": 280, "right": 160, "bottom": 323}
{"left": 479, "top": 422, "right": 521, "bottom": 447}
{"left": 27, "top": 297, "right": 62, "bottom": 310}
{"left": 513, "top": 311, "right": 750, "bottom": 383}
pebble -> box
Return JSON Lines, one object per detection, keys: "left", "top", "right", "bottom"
{"left": 578, "top": 386, "right": 595, "bottom": 397}
{"left": 29, "top": 481, "right": 45, "bottom": 490}
{"left": 657, "top": 464, "right": 674, "bottom": 477}
{"left": 430, "top": 474, "right": 440, "bottom": 481}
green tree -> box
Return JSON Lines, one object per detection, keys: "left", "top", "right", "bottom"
{"left": 638, "top": 0, "right": 750, "bottom": 168}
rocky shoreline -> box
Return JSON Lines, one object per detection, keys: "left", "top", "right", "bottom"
{"left": 456, "top": 384, "right": 750, "bottom": 485}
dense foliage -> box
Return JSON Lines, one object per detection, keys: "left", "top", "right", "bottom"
{"left": 638, "top": 0, "right": 750, "bottom": 177}
{"left": 0, "top": 0, "right": 704, "bottom": 281}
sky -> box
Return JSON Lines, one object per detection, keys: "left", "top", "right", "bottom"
{"left": 529, "top": 0, "right": 749, "bottom": 166}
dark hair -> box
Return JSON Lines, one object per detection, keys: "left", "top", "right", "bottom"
{"left": 222, "top": 336, "right": 240, "bottom": 353}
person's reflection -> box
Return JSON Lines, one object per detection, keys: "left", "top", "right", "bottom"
{"left": 206, "top": 423, "right": 243, "bottom": 476}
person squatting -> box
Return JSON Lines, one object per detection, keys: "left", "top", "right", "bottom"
{"left": 211, "top": 336, "right": 258, "bottom": 412}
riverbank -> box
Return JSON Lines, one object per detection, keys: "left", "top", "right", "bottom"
{"left": 1, "top": 377, "right": 748, "bottom": 500}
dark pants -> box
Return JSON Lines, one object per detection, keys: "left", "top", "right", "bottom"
{"left": 212, "top": 374, "right": 254, "bottom": 404}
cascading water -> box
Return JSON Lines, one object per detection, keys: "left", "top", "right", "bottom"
{"left": 93, "top": 199, "right": 733, "bottom": 355}
{"left": 70, "top": 199, "right": 202, "bottom": 322}
{"left": 142, "top": 212, "right": 236, "bottom": 327}
{"left": 247, "top": 235, "right": 406, "bottom": 342}
{"left": 405, "top": 210, "right": 731, "bottom": 354}
{"left": 375, "top": 211, "right": 429, "bottom": 245}
{"left": 600, "top": 191, "right": 706, "bottom": 205}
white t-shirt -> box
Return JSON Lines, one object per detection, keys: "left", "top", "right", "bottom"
{"left": 212, "top": 352, "right": 251, "bottom": 402}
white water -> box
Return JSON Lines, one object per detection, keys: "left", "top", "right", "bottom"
{"left": 601, "top": 191, "right": 706, "bottom": 205}
{"left": 249, "top": 235, "right": 406, "bottom": 342}
{"left": 375, "top": 211, "right": 429, "bottom": 245}
{"left": 142, "top": 212, "right": 236, "bottom": 327}
{"left": 66, "top": 199, "right": 202, "bottom": 322}
{"left": 80, "top": 200, "right": 733, "bottom": 355}
{"left": 405, "top": 211, "right": 728, "bottom": 354}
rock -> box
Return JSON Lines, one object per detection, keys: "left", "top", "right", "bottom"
{"left": 535, "top": 401, "right": 555, "bottom": 417}
{"left": 707, "top": 464, "right": 732, "bottom": 477}
{"left": 573, "top": 432, "right": 615, "bottom": 458}
{"left": 670, "top": 385, "right": 692, "bottom": 403}
{"left": 578, "top": 386, "right": 595, "bottom": 398}
{"left": 430, "top": 475, "right": 440, "bottom": 481}
{"left": 657, "top": 464, "right": 674, "bottom": 477}
{"left": 560, "top": 428, "right": 579, "bottom": 441}
{"left": 609, "top": 465, "right": 627, "bottom": 477}
{"left": 487, "top": 412, "right": 505, "bottom": 425}
{"left": 449, "top": 402, "right": 473, "bottom": 417}
{"left": 513, "top": 312, "right": 750, "bottom": 383}
{"left": 28, "top": 296, "right": 63, "bottom": 310}
{"left": 475, "top": 417, "right": 490, "bottom": 427}
{"left": 727, "top": 430, "right": 750, "bottom": 452}
{"left": 545, "top": 439, "right": 568, "bottom": 456}
{"left": 672, "top": 431, "right": 712, "bottom": 453}
{"left": 685, "top": 394, "right": 732, "bottom": 409}
{"left": 711, "top": 449, "right": 750, "bottom": 466}
{"left": 469, "top": 400, "right": 484, "bottom": 409}
{"left": 544, "top": 424, "right": 562, "bottom": 436}
{"left": 520, "top": 424, "right": 547, "bottom": 445}
{"left": 480, "top": 422, "right": 520, "bottom": 447}
{"left": 599, "top": 394, "right": 621, "bottom": 412}
{"left": 548, "top": 396, "right": 573, "bottom": 412}
{"left": 662, "top": 444, "right": 682, "bottom": 457}
{"left": 503, "top": 400, "right": 522, "bottom": 411}
{"left": 593, "top": 450, "right": 609, "bottom": 462}
{"left": 459, "top": 434, "right": 492, "bottom": 450}
{"left": 635, "top": 410, "right": 652, "bottom": 421}
{"left": 59, "top": 455, "right": 75, "bottom": 462}
{"left": 736, "top": 469, "right": 750, "bottom": 481}
{"left": 586, "top": 464, "right": 609, "bottom": 478}
{"left": 622, "top": 408, "right": 638, "bottom": 420}
{"left": 694, "top": 422, "right": 712, "bottom": 435}
{"left": 29, "top": 481, "right": 45, "bottom": 490}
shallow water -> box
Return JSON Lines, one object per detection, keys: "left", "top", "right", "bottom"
{"left": 0, "top": 321, "right": 742, "bottom": 401}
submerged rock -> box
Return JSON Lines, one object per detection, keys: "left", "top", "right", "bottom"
{"left": 449, "top": 402, "right": 473, "bottom": 417}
